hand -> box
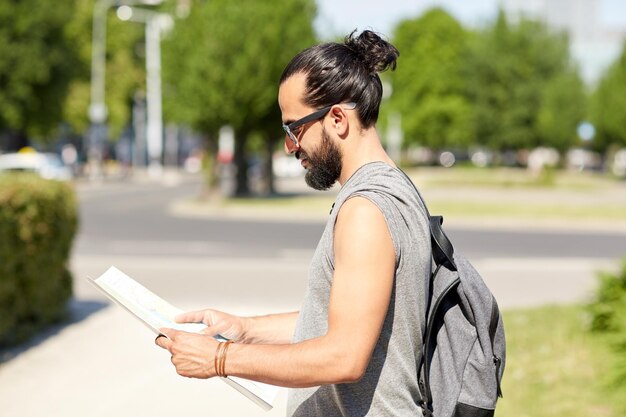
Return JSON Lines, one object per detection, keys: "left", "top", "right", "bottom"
{"left": 175, "top": 309, "right": 249, "bottom": 342}
{"left": 155, "top": 328, "right": 219, "bottom": 378}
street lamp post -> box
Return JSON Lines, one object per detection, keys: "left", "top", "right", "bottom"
{"left": 89, "top": 0, "right": 113, "bottom": 126}
{"left": 88, "top": 0, "right": 115, "bottom": 179}
{"left": 117, "top": 5, "right": 173, "bottom": 177}
{"left": 88, "top": 0, "right": 164, "bottom": 179}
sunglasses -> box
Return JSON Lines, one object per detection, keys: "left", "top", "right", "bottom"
{"left": 282, "top": 102, "right": 357, "bottom": 148}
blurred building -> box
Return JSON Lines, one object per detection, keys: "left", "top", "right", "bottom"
{"left": 501, "top": 0, "right": 626, "bottom": 85}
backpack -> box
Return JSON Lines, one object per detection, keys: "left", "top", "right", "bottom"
{"left": 405, "top": 175, "right": 506, "bottom": 417}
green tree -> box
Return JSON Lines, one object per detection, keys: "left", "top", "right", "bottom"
{"left": 590, "top": 41, "right": 626, "bottom": 153}
{"left": 63, "top": 0, "right": 145, "bottom": 139}
{"left": 536, "top": 71, "right": 587, "bottom": 153}
{"left": 389, "top": 8, "right": 472, "bottom": 151}
{"left": 0, "top": 0, "right": 80, "bottom": 149}
{"left": 465, "top": 11, "right": 584, "bottom": 152}
{"left": 162, "top": 0, "right": 316, "bottom": 195}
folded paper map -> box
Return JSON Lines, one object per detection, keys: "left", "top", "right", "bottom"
{"left": 87, "top": 266, "right": 280, "bottom": 411}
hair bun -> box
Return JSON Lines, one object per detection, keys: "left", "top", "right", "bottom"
{"left": 345, "top": 30, "right": 399, "bottom": 73}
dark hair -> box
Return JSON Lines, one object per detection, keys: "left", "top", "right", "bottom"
{"left": 279, "top": 30, "right": 399, "bottom": 128}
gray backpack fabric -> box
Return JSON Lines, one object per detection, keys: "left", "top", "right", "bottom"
{"left": 404, "top": 174, "right": 506, "bottom": 417}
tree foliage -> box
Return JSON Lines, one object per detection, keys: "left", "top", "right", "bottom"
{"left": 0, "top": 0, "right": 80, "bottom": 142}
{"left": 162, "top": 0, "right": 316, "bottom": 194}
{"left": 389, "top": 8, "right": 472, "bottom": 150}
{"left": 590, "top": 41, "right": 626, "bottom": 153}
{"left": 0, "top": 0, "right": 145, "bottom": 145}
{"left": 464, "top": 11, "right": 585, "bottom": 152}
{"left": 0, "top": 1, "right": 601, "bottom": 168}
{"left": 537, "top": 71, "right": 587, "bottom": 152}
{"left": 63, "top": 0, "right": 145, "bottom": 139}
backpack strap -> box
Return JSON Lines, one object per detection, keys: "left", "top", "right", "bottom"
{"left": 398, "top": 170, "right": 456, "bottom": 271}
{"left": 429, "top": 216, "right": 457, "bottom": 272}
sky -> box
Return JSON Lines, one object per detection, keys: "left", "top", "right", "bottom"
{"left": 314, "top": 0, "right": 626, "bottom": 38}
{"left": 314, "top": 0, "right": 493, "bottom": 37}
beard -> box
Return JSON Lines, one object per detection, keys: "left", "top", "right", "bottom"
{"left": 297, "top": 128, "right": 343, "bottom": 191}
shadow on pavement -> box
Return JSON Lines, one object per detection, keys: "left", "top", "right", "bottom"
{"left": 0, "top": 298, "right": 108, "bottom": 365}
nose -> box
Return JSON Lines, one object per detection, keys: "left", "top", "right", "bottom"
{"left": 284, "top": 135, "right": 298, "bottom": 154}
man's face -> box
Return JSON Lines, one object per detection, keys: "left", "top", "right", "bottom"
{"left": 279, "top": 74, "right": 343, "bottom": 191}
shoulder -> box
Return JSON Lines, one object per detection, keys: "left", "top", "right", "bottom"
{"left": 333, "top": 163, "right": 413, "bottom": 212}
{"left": 335, "top": 195, "right": 390, "bottom": 230}
{"left": 343, "top": 162, "right": 407, "bottom": 188}
{"left": 343, "top": 163, "right": 415, "bottom": 202}
{"left": 334, "top": 196, "right": 394, "bottom": 256}
{"left": 337, "top": 195, "right": 382, "bottom": 219}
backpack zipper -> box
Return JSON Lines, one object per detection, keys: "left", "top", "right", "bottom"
{"left": 493, "top": 355, "right": 503, "bottom": 398}
{"left": 489, "top": 297, "right": 504, "bottom": 399}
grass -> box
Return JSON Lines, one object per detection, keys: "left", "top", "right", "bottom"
{"left": 496, "top": 304, "right": 623, "bottom": 417}
{"left": 412, "top": 167, "right": 626, "bottom": 221}
{"left": 427, "top": 200, "right": 626, "bottom": 221}
{"left": 211, "top": 167, "right": 626, "bottom": 222}
{"left": 410, "top": 166, "right": 620, "bottom": 191}
{"left": 221, "top": 194, "right": 335, "bottom": 212}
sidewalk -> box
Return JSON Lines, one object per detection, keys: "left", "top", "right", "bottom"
{"left": 1, "top": 254, "right": 308, "bottom": 417}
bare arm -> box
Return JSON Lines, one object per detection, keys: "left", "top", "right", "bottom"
{"left": 243, "top": 312, "right": 299, "bottom": 344}
{"left": 158, "top": 197, "right": 395, "bottom": 387}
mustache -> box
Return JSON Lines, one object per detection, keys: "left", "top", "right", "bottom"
{"left": 295, "top": 151, "right": 308, "bottom": 160}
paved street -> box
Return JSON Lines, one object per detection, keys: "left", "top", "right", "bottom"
{"left": 75, "top": 174, "right": 626, "bottom": 260}
{"left": 1, "top": 172, "right": 624, "bottom": 417}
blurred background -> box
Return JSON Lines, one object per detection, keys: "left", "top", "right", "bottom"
{"left": 0, "top": 1, "right": 625, "bottom": 416}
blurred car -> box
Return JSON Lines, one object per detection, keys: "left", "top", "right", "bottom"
{"left": 272, "top": 154, "right": 304, "bottom": 178}
{"left": 611, "top": 148, "right": 626, "bottom": 177}
{"left": 0, "top": 152, "right": 73, "bottom": 180}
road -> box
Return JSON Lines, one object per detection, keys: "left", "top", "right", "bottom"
{"left": 75, "top": 175, "right": 626, "bottom": 260}
{"left": 1, "top": 172, "right": 624, "bottom": 417}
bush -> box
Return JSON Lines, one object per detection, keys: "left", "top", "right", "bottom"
{"left": 588, "top": 259, "right": 626, "bottom": 394}
{"left": 0, "top": 173, "right": 78, "bottom": 347}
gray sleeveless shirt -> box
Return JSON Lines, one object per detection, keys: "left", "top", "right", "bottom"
{"left": 287, "top": 162, "right": 431, "bottom": 416}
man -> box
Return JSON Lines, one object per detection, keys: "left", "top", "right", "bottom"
{"left": 156, "top": 30, "right": 431, "bottom": 416}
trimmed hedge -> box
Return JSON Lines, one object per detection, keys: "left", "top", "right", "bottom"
{"left": 0, "top": 173, "right": 78, "bottom": 347}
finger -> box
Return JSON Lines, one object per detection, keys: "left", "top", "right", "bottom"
{"left": 155, "top": 333, "right": 173, "bottom": 350}
{"left": 200, "top": 327, "right": 216, "bottom": 336}
{"left": 175, "top": 310, "right": 210, "bottom": 324}
{"left": 201, "top": 322, "right": 229, "bottom": 338}
{"left": 159, "top": 327, "right": 181, "bottom": 341}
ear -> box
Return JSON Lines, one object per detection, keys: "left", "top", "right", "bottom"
{"left": 328, "top": 105, "right": 350, "bottom": 137}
